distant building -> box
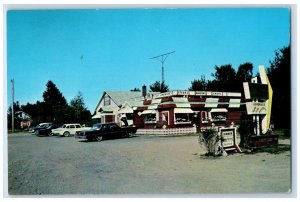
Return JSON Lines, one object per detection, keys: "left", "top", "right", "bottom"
{"left": 15, "top": 111, "right": 32, "bottom": 129}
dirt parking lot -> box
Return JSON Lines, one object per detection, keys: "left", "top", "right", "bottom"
{"left": 6, "top": 132, "right": 291, "bottom": 196}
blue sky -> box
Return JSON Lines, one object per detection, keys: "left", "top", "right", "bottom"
{"left": 7, "top": 8, "right": 290, "bottom": 112}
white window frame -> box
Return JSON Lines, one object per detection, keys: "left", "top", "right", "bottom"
{"left": 174, "top": 113, "right": 192, "bottom": 125}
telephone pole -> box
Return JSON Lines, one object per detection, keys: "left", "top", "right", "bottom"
{"left": 150, "top": 51, "right": 175, "bottom": 84}
{"left": 11, "top": 79, "right": 14, "bottom": 132}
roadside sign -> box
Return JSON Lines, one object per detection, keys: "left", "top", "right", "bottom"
{"left": 219, "top": 128, "right": 242, "bottom": 152}
{"left": 246, "top": 102, "right": 267, "bottom": 115}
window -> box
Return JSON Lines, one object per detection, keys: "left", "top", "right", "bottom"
{"left": 104, "top": 96, "right": 110, "bottom": 106}
{"left": 174, "top": 113, "right": 193, "bottom": 125}
{"left": 75, "top": 125, "right": 81, "bottom": 128}
{"left": 211, "top": 112, "right": 227, "bottom": 122}
{"left": 144, "top": 114, "right": 157, "bottom": 124}
{"left": 70, "top": 125, "right": 75, "bottom": 128}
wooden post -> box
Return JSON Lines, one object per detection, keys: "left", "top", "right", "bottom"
{"left": 11, "top": 79, "right": 14, "bottom": 132}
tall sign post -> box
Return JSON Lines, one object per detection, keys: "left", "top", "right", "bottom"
{"left": 243, "top": 65, "right": 277, "bottom": 148}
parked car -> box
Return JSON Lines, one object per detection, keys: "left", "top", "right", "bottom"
{"left": 75, "top": 123, "right": 137, "bottom": 142}
{"left": 29, "top": 123, "right": 52, "bottom": 134}
{"left": 36, "top": 124, "right": 60, "bottom": 136}
{"left": 51, "top": 123, "right": 91, "bottom": 137}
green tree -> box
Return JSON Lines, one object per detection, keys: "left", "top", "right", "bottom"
{"left": 149, "top": 81, "right": 169, "bottom": 93}
{"left": 267, "top": 46, "right": 291, "bottom": 129}
{"left": 211, "top": 64, "right": 238, "bottom": 92}
{"left": 236, "top": 62, "right": 253, "bottom": 82}
{"left": 189, "top": 75, "right": 207, "bottom": 91}
{"left": 42, "top": 80, "right": 68, "bottom": 122}
{"left": 69, "top": 91, "right": 91, "bottom": 123}
{"left": 130, "top": 87, "right": 141, "bottom": 92}
{"left": 7, "top": 101, "right": 22, "bottom": 130}
{"left": 236, "top": 62, "right": 253, "bottom": 92}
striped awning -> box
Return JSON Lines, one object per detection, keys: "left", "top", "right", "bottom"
{"left": 141, "top": 110, "right": 157, "bottom": 115}
{"left": 229, "top": 99, "right": 241, "bottom": 108}
{"left": 174, "top": 108, "right": 194, "bottom": 114}
{"left": 210, "top": 108, "right": 228, "bottom": 113}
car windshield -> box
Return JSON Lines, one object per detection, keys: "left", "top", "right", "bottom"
{"left": 45, "top": 125, "right": 54, "bottom": 129}
{"left": 92, "top": 124, "right": 103, "bottom": 129}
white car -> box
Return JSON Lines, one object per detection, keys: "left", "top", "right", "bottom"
{"left": 51, "top": 123, "right": 91, "bottom": 137}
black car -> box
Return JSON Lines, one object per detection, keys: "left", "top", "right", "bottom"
{"left": 29, "top": 123, "right": 53, "bottom": 134}
{"left": 75, "top": 123, "right": 136, "bottom": 142}
{"left": 37, "top": 124, "right": 60, "bottom": 136}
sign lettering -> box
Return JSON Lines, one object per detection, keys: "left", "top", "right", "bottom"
{"left": 246, "top": 102, "right": 267, "bottom": 115}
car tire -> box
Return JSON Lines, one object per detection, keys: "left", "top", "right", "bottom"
{"left": 48, "top": 132, "right": 53, "bottom": 136}
{"left": 63, "top": 131, "right": 70, "bottom": 137}
{"left": 96, "top": 136, "right": 103, "bottom": 142}
{"left": 34, "top": 130, "right": 39, "bottom": 135}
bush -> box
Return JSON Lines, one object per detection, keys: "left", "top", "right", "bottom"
{"left": 198, "top": 128, "right": 220, "bottom": 155}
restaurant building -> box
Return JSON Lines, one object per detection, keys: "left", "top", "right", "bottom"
{"left": 92, "top": 90, "right": 246, "bottom": 133}
{"left": 132, "top": 90, "right": 246, "bottom": 131}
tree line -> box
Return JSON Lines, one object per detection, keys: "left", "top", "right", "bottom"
{"left": 7, "top": 81, "right": 91, "bottom": 129}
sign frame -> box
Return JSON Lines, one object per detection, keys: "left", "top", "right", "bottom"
{"left": 219, "top": 127, "right": 242, "bottom": 152}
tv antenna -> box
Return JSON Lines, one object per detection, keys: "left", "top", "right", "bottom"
{"left": 150, "top": 51, "right": 175, "bottom": 84}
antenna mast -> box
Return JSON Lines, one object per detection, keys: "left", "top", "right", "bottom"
{"left": 150, "top": 51, "right": 175, "bottom": 84}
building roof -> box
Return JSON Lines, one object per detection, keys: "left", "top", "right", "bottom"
{"left": 105, "top": 91, "right": 144, "bottom": 106}
{"left": 94, "top": 91, "right": 159, "bottom": 113}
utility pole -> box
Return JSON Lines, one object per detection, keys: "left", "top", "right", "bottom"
{"left": 11, "top": 79, "right": 14, "bottom": 132}
{"left": 150, "top": 51, "right": 175, "bottom": 84}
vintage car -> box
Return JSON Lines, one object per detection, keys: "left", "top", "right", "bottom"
{"left": 51, "top": 123, "right": 91, "bottom": 137}
{"left": 29, "top": 123, "right": 53, "bottom": 134}
{"left": 36, "top": 124, "right": 60, "bottom": 136}
{"left": 75, "top": 123, "right": 137, "bottom": 142}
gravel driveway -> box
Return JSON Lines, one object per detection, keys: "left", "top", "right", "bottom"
{"left": 6, "top": 133, "right": 291, "bottom": 196}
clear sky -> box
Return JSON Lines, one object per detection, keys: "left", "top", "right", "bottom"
{"left": 6, "top": 8, "right": 290, "bottom": 112}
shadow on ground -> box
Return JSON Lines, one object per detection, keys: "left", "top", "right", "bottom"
{"left": 246, "top": 144, "right": 291, "bottom": 155}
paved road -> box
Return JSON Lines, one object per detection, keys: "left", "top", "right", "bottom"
{"left": 7, "top": 132, "right": 291, "bottom": 196}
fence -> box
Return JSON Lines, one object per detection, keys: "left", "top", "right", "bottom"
{"left": 136, "top": 126, "right": 197, "bottom": 136}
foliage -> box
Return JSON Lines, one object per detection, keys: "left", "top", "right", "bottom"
{"left": 7, "top": 101, "right": 22, "bottom": 130}
{"left": 149, "top": 81, "right": 169, "bottom": 93}
{"left": 189, "top": 75, "right": 207, "bottom": 91}
{"left": 130, "top": 87, "right": 141, "bottom": 92}
{"left": 8, "top": 80, "right": 91, "bottom": 129}
{"left": 266, "top": 46, "right": 291, "bottom": 129}
{"left": 69, "top": 91, "right": 91, "bottom": 123}
{"left": 198, "top": 128, "right": 220, "bottom": 155}
{"left": 42, "top": 80, "right": 69, "bottom": 122}
{"left": 189, "top": 63, "right": 253, "bottom": 92}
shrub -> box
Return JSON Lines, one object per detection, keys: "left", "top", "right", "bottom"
{"left": 198, "top": 128, "right": 220, "bottom": 155}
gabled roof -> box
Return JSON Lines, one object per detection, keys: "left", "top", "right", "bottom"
{"left": 94, "top": 91, "right": 158, "bottom": 113}
{"left": 105, "top": 91, "right": 143, "bottom": 106}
